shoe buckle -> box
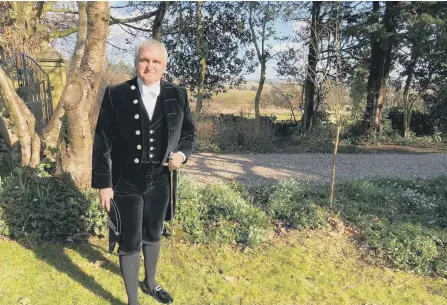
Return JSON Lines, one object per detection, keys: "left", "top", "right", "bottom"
{"left": 155, "top": 286, "right": 162, "bottom": 292}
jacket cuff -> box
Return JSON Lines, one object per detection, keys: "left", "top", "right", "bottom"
{"left": 91, "top": 173, "right": 113, "bottom": 189}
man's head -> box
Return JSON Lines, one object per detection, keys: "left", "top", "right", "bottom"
{"left": 134, "top": 39, "right": 168, "bottom": 86}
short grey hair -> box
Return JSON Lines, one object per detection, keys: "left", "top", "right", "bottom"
{"left": 134, "top": 39, "right": 168, "bottom": 64}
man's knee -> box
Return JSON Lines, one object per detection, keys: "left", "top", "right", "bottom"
{"left": 142, "top": 225, "right": 164, "bottom": 244}
{"left": 118, "top": 234, "right": 142, "bottom": 255}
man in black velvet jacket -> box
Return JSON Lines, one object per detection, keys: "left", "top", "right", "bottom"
{"left": 91, "top": 39, "right": 196, "bottom": 305}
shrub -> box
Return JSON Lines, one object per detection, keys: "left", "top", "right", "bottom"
{"left": 272, "top": 120, "right": 299, "bottom": 137}
{"left": 215, "top": 116, "right": 276, "bottom": 152}
{"left": 387, "top": 107, "right": 437, "bottom": 137}
{"left": 174, "top": 176, "right": 207, "bottom": 243}
{"left": 174, "top": 179, "right": 271, "bottom": 247}
{"left": 0, "top": 168, "right": 107, "bottom": 242}
{"left": 267, "top": 179, "right": 327, "bottom": 229}
{"left": 332, "top": 177, "right": 447, "bottom": 276}
{"left": 361, "top": 221, "right": 447, "bottom": 276}
{"left": 195, "top": 117, "right": 221, "bottom": 153}
{"left": 200, "top": 182, "right": 271, "bottom": 247}
{"left": 292, "top": 123, "right": 337, "bottom": 153}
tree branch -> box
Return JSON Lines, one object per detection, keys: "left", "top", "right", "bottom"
{"left": 116, "top": 20, "right": 153, "bottom": 33}
{"left": 47, "top": 8, "right": 79, "bottom": 14}
{"left": 249, "top": 3, "right": 262, "bottom": 61}
{"left": 109, "top": 11, "right": 158, "bottom": 25}
{"left": 50, "top": 10, "right": 159, "bottom": 40}
{"left": 261, "top": 3, "right": 269, "bottom": 61}
{"left": 106, "top": 41, "right": 131, "bottom": 52}
{"left": 50, "top": 27, "right": 79, "bottom": 40}
{"left": 110, "top": 5, "right": 131, "bottom": 9}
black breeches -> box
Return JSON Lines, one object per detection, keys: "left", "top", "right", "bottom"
{"left": 113, "top": 165, "right": 170, "bottom": 255}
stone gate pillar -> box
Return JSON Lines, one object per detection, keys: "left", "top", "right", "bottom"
{"left": 36, "top": 45, "right": 67, "bottom": 109}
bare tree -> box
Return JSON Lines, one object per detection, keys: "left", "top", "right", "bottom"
{"left": 247, "top": 1, "right": 281, "bottom": 132}
{"left": 325, "top": 5, "right": 349, "bottom": 206}
{"left": 267, "top": 81, "right": 300, "bottom": 123}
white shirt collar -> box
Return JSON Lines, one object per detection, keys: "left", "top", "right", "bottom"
{"left": 137, "top": 77, "right": 161, "bottom": 97}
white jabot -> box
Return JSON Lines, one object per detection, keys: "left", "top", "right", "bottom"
{"left": 137, "top": 77, "right": 160, "bottom": 120}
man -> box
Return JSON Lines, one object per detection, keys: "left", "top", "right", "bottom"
{"left": 92, "top": 39, "right": 196, "bottom": 305}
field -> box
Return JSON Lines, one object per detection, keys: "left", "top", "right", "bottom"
{"left": 190, "top": 88, "right": 300, "bottom": 121}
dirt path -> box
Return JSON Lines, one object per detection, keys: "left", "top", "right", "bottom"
{"left": 182, "top": 153, "right": 447, "bottom": 185}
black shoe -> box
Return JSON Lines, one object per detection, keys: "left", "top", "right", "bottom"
{"left": 140, "top": 281, "right": 174, "bottom": 304}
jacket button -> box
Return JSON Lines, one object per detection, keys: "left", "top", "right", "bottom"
{"left": 150, "top": 138, "right": 154, "bottom": 142}
{"left": 137, "top": 145, "right": 142, "bottom": 150}
{"left": 133, "top": 99, "right": 138, "bottom": 104}
{"left": 150, "top": 154, "right": 154, "bottom": 158}
{"left": 135, "top": 130, "right": 141, "bottom": 135}
{"left": 150, "top": 147, "right": 154, "bottom": 150}
{"left": 134, "top": 158, "right": 139, "bottom": 163}
{"left": 131, "top": 85, "right": 136, "bottom": 90}
{"left": 134, "top": 114, "right": 139, "bottom": 119}
{"left": 149, "top": 130, "right": 154, "bottom": 134}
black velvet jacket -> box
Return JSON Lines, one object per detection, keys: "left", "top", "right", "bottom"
{"left": 91, "top": 77, "right": 196, "bottom": 191}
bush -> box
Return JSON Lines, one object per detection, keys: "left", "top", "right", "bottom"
{"left": 267, "top": 180, "right": 327, "bottom": 229}
{"left": 174, "top": 176, "right": 207, "bottom": 243}
{"left": 175, "top": 179, "right": 271, "bottom": 247}
{"left": 387, "top": 107, "right": 437, "bottom": 137}
{"left": 0, "top": 168, "right": 107, "bottom": 242}
{"left": 271, "top": 120, "right": 299, "bottom": 137}
{"left": 361, "top": 221, "right": 447, "bottom": 276}
{"left": 200, "top": 183, "right": 271, "bottom": 247}
{"left": 195, "top": 117, "right": 221, "bottom": 153}
{"left": 214, "top": 115, "right": 276, "bottom": 152}
{"left": 332, "top": 177, "right": 447, "bottom": 277}
{"left": 194, "top": 114, "right": 279, "bottom": 153}
{"left": 292, "top": 123, "right": 337, "bottom": 153}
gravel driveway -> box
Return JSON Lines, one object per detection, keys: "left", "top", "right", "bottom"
{"left": 182, "top": 153, "right": 447, "bottom": 185}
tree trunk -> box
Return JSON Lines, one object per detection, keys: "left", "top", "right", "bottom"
{"left": 58, "top": 1, "right": 109, "bottom": 190}
{"left": 373, "top": 2, "right": 397, "bottom": 134}
{"left": 403, "top": 54, "right": 418, "bottom": 138}
{"left": 329, "top": 123, "right": 341, "bottom": 207}
{"left": 363, "top": 1, "right": 398, "bottom": 136}
{"left": 195, "top": 56, "right": 206, "bottom": 116}
{"left": 152, "top": 2, "right": 169, "bottom": 41}
{"left": 301, "top": 1, "right": 321, "bottom": 134}
{"left": 363, "top": 2, "right": 381, "bottom": 135}
{"left": 69, "top": 1, "right": 88, "bottom": 75}
{"left": 0, "top": 66, "right": 40, "bottom": 167}
{"left": 194, "top": 1, "right": 206, "bottom": 117}
{"left": 42, "top": 1, "right": 88, "bottom": 151}
{"left": 254, "top": 61, "right": 266, "bottom": 131}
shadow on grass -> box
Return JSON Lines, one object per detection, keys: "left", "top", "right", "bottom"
{"left": 0, "top": 167, "right": 125, "bottom": 305}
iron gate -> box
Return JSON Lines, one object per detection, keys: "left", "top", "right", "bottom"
{"left": 1, "top": 53, "right": 53, "bottom": 133}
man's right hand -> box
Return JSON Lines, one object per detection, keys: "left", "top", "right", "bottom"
{"left": 99, "top": 188, "right": 114, "bottom": 212}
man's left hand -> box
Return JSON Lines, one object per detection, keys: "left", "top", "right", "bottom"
{"left": 167, "top": 152, "right": 184, "bottom": 170}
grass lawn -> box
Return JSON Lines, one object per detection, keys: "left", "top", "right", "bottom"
{"left": 1, "top": 229, "right": 446, "bottom": 305}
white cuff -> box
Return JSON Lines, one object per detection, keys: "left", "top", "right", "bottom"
{"left": 177, "top": 151, "right": 186, "bottom": 162}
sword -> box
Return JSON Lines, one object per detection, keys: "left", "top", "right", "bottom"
{"left": 169, "top": 167, "right": 175, "bottom": 249}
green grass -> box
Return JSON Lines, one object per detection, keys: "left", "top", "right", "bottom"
{"left": 1, "top": 230, "right": 446, "bottom": 305}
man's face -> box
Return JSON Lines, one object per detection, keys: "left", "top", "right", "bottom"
{"left": 136, "top": 45, "right": 167, "bottom": 86}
